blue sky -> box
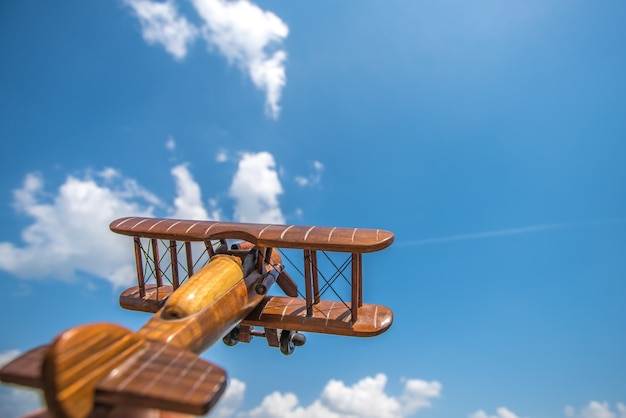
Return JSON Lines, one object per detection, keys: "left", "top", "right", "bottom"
{"left": 1, "top": 1, "right": 625, "bottom": 417}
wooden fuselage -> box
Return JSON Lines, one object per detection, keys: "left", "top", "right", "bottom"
{"left": 139, "top": 254, "right": 269, "bottom": 354}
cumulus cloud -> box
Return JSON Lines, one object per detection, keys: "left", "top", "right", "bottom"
{"left": 564, "top": 401, "right": 626, "bottom": 418}
{"left": 191, "top": 0, "right": 288, "bottom": 118}
{"left": 0, "top": 373, "right": 439, "bottom": 418}
{"left": 125, "top": 0, "right": 198, "bottom": 60}
{"left": 0, "top": 165, "right": 222, "bottom": 287}
{"left": 171, "top": 164, "right": 219, "bottom": 220}
{"left": 469, "top": 408, "right": 521, "bottom": 418}
{"left": 239, "top": 373, "right": 441, "bottom": 418}
{"left": 125, "top": 0, "right": 288, "bottom": 118}
{"left": 399, "top": 377, "right": 443, "bottom": 416}
{"left": 210, "top": 378, "right": 246, "bottom": 418}
{"left": 0, "top": 152, "right": 293, "bottom": 285}
{"left": 229, "top": 151, "right": 285, "bottom": 224}
{"left": 0, "top": 172, "right": 157, "bottom": 287}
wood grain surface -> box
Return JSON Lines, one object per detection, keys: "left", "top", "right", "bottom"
{"left": 111, "top": 217, "right": 394, "bottom": 253}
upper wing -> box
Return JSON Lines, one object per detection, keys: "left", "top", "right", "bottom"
{"left": 110, "top": 217, "right": 394, "bottom": 253}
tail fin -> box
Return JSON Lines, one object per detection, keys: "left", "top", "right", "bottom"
{"left": 0, "top": 323, "right": 227, "bottom": 418}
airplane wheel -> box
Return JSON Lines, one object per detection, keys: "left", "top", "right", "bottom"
{"left": 292, "top": 332, "right": 306, "bottom": 347}
{"left": 223, "top": 327, "right": 239, "bottom": 346}
{"left": 279, "top": 330, "right": 295, "bottom": 355}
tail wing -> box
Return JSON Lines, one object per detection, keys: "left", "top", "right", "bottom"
{"left": 0, "top": 323, "right": 227, "bottom": 418}
{"left": 96, "top": 339, "right": 226, "bottom": 415}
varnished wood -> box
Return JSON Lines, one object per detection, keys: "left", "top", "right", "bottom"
{"left": 1, "top": 216, "right": 395, "bottom": 418}
{"left": 351, "top": 253, "right": 360, "bottom": 321}
{"left": 242, "top": 296, "right": 393, "bottom": 337}
{"left": 0, "top": 345, "right": 48, "bottom": 389}
{"left": 264, "top": 328, "right": 279, "bottom": 348}
{"left": 119, "top": 285, "right": 173, "bottom": 313}
{"left": 95, "top": 341, "right": 226, "bottom": 415}
{"left": 110, "top": 217, "right": 394, "bottom": 253}
{"left": 162, "top": 255, "right": 243, "bottom": 319}
{"left": 0, "top": 337, "right": 226, "bottom": 417}
{"left": 311, "top": 251, "right": 320, "bottom": 304}
{"left": 238, "top": 325, "right": 252, "bottom": 343}
{"left": 204, "top": 240, "right": 215, "bottom": 258}
{"left": 133, "top": 237, "right": 145, "bottom": 298}
{"left": 138, "top": 256, "right": 270, "bottom": 353}
{"left": 184, "top": 242, "right": 194, "bottom": 277}
{"left": 169, "top": 241, "right": 179, "bottom": 288}
{"left": 119, "top": 287, "right": 393, "bottom": 339}
{"left": 41, "top": 323, "right": 143, "bottom": 418}
{"left": 276, "top": 270, "right": 299, "bottom": 297}
{"left": 304, "top": 249, "right": 313, "bottom": 317}
{"left": 151, "top": 239, "right": 163, "bottom": 287}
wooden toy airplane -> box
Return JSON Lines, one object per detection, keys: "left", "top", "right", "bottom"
{"left": 0, "top": 216, "right": 394, "bottom": 418}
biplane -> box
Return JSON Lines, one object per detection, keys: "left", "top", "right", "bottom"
{"left": 0, "top": 216, "right": 394, "bottom": 418}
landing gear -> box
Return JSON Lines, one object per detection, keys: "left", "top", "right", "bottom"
{"left": 224, "top": 326, "right": 306, "bottom": 355}
{"left": 279, "top": 330, "right": 306, "bottom": 356}
{"left": 222, "top": 327, "right": 239, "bottom": 346}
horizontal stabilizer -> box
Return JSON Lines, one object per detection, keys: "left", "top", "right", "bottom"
{"left": 0, "top": 345, "right": 48, "bottom": 389}
{"left": 96, "top": 339, "right": 226, "bottom": 415}
{"left": 0, "top": 324, "right": 227, "bottom": 417}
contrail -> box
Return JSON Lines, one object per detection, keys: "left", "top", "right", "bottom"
{"left": 397, "top": 218, "right": 626, "bottom": 247}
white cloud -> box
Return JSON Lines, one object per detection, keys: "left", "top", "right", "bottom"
{"left": 125, "top": 0, "right": 198, "bottom": 60}
{"left": 469, "top": 408, "right": 521, "bottom": 418}
{"left": 0, "top": 165, "right": 221, "bottom": 287}
{"left": 166, "top": 136, "right": 176, "bottom": 150}
{"left": 171, "top": 164, "right": 217, "bottom": 220}
{"left": 238, "top": 373, "right": 441, "bottom": 418}
{"left": 0, "top": 152, "right": 291, "bottom": 285}
{"left": 125, "top": 0, "right": 288, "bottom": 118}
{"left": 0, "top": 173, "right": 157, "bottom": 287}
{"left": 210, "top": 378, "right": 246, "bottom": 418}
{"left": 191, "top": 0, "right": 288, "bottom": 118}
{"left": 399, "top": 378, "right": 443, "bottom": 416}
{"left": 229, "top": 151, "right": 285, "bottom": 224}
{"left": 564, "top": 402, "right": 626, "bottom": 418}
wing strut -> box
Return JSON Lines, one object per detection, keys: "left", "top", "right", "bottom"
{"left": 351, "top": 252, "right": 363, "bottom": 321}
{"left": 134, "top": 237, "right": 146, "bottom": 298}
